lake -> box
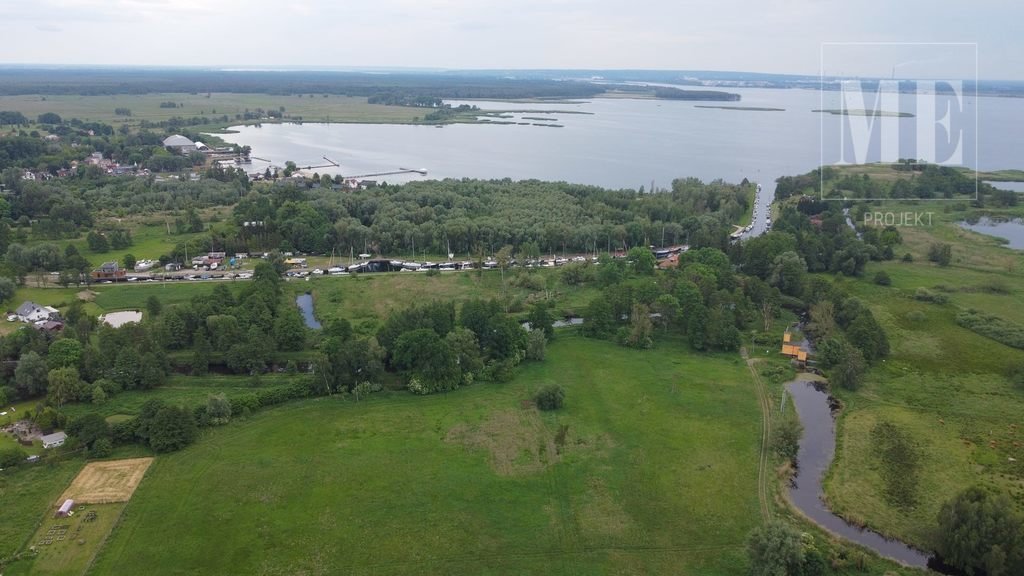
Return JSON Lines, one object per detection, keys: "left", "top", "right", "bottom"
{"left": 959, "top": 216, "right": 1024, "bottom": 249}
{"left": 212, "top": 87, "right": 1021, "bottom": 196}
{"left": 984, "top": 180, "right": 1024, "bottom": 193}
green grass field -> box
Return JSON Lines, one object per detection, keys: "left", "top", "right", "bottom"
{"left": 300, "top": 268, "right": 599, "bottom": 333}
{"left": 821, "top": 206, "right": 1024, "bottom": 550}
{"left": 0, "top": 94, "right": 425, "bottom": 134}
{"left": 16, "top": 503, "right": 125, "bottom": 576}
{"left": 0, "top": 460, "right": 84, "bottom": 563}
{"left": 86, "top": 337, "right": 762, "bottom": 575}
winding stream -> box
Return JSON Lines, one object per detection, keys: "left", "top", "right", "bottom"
{"left": 786, "top": 376, "right": 937, "bottom": 569}
{"left": 295, "top": 293, "right": 321, "bottom": 329}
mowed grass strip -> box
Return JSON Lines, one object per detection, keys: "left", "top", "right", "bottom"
{"left": 91, "top": 337, "right": 761, "bottom": 575}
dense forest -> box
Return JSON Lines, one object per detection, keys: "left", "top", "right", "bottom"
{"left": 775, "top": 164, "right": 1016, "bottom": 207}
{"left": 229, "top": 177, "right": 751, "bottom": 257}
{"left": 0, "top": 69, "right": 745, "bottom": 103}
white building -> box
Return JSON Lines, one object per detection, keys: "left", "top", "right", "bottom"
{"left": 42, "top": 431, "right": 67, "bottom": 449}
{"left": 162, "top": 135, "right": 196, "bottom": 154}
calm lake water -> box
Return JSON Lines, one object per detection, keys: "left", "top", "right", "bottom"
{"left": 213, "top": 87, "right": 1020, "bottom": 194}
{"left": 984, "top": 180, "right": 1024, "bottom": 193}
{"left": 959, "top": 217, "right": 1024, "bottom": 249}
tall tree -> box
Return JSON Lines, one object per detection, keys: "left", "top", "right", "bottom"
{"left": 15, "top": 350, "right": 49, "bottom": 397}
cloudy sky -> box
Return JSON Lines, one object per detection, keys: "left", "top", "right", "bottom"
{"left": 1, "top": 0, "right": 1020, "bottom": 79}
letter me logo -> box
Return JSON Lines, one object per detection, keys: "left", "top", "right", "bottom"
{"left": 820, "top": 43, "right": 978, "bottom": 200}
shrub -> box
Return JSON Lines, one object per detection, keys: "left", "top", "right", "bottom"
{"left": 0, "top": 447, "right": 27, "bottom": 468}
{"left": 229, "top": 394, "right": 260, "bottom": 416}
{"left": 206, "top": 394, "right": 232, "bottom": 425}
{"left": 927, "top": 242, "right": 953, "bottom": 266}
{"left": 526, "top": 329, "right": 547, "bottom": 361}
{"left": 901, "top": 252, "right": 914, "bottom": 262}
{"left": 914, "top": 287, "right": 948, "bottom": 304}
{"left": 772, "top": 414, "right": 803, "bottom": 462}
{"left": 746, "top": 520, "right": 804, "bottom": 576}
{"left": 906, "top": 310, "right": 927, "bottom": 323}
{"left": 407, "top": 376, "right": 430, "bottom": 395}
{"left": 956, "top": 309, "right": 1024, "bottom": 350}
{"left": 534, "top": 384, "right": 565, "bottom": 411}
{"left": 90, "top": 437, "right": 113, "bottom": 459}
{"left": 873, "top": 271, "right": 891, "bottom": 286}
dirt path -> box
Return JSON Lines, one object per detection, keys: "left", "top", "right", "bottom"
{"left": 741, "top": 347, "right": 772, "bottom": 523}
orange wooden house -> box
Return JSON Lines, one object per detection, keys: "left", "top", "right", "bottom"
{"left": 780, "top": 331, "right": 808, "bottom": 362}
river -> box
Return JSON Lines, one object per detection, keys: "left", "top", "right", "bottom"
{"left": 295, "top": 293, "right": 321, "bottom": 329}
{"left": 786, "top": 376, "right": 937, "bottom": 569}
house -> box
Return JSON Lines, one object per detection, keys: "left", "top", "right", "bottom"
{"left": 36, "top": 320, "right": 64, "bottom": 335}
{"left": 15, "top": 301, "right": 59, "bottom": 323}
{"left": 15, "top": 301, "right": 42, "bottom": 322}
{"left": 42, "top": 431, "right": 67, "bottom": 449}
{"left": 56, "top": 498, "right": 74, "bottom": 517}
{"left": 162, "top": 134, "right": 196, "bottom": 154}
{"left": 133, "top": 259, "right": 155, "bottom": 272}
{"left": 92, "top": 261, "right": 126, "bottom": 281}
{"left": 165, "top": 262, "right": 182, "bottom": 272}
{"left": 780, "top": 330, "right": 809, "bottom": 363}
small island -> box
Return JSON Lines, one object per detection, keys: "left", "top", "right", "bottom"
{"left": 813, "top": 108, "right": 914, "bottom": 118}
{"left": 695, "top": 105, "right": 785, "bottom": 112}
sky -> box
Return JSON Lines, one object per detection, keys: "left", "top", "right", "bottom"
{"left": 1, "top": 0, "right": 1021, "bottom": 79}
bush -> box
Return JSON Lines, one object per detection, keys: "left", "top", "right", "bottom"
{"left": 873, "top": 271, "right": 892, "bottom": 286}
{"left": 772, "top": 414, "right": 803, "bottom": 462}
{"left": 746, "top": 520, "right": 804, "bottom": 576}
{"left": 111, "top": 419, "right": 138, "bottom": 445}
{"left": 229, "top": 394, "right": 260, "bottom": 416}
{"left": 534, "top": 384, "right": 565, "bottom": 411}
{"left": 526, "top": 329, "right": 547, "bottom": 361}
{"left": 0, "top": 447, "right": 27, "bottom": 468}
{"left": 956, "top": 309, "right": 1024, "bottom": 350}
{"left": 927, "top": 242, "right": 953, "bottom": 266}
{"left": 901, "top": 252, "right": 914, "bottom": 262}
{"left": 90, "top": 437, "right": 113, "bottom": 458}
{"left": 906, "top": 310, "right": 927, "bottom": 323}
{"left": 914, "top": 287, "right": 948, "bottom": 304}
{"left": 205, "top": 394, "right": 232, "bottom": 425}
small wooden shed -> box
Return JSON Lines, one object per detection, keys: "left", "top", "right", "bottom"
{"left": 56, "top": 499, "right": 75, "bottom": 518}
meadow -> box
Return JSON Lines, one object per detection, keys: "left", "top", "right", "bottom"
{"left": 297, "top": 268, "right": 600, "bottom": 334}
{"left": 822, "top": 205, "right": 1024, "bottom": 550}
{"left": 86, "top": 336, "right": 763, "bottom": 575}
{"left": 0, "top": 94, "right": 425, "bottom": 133}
